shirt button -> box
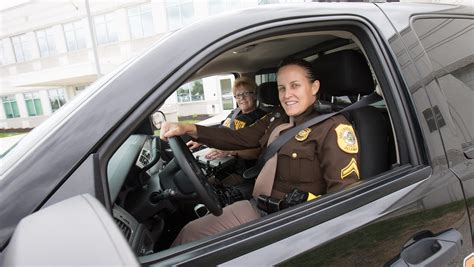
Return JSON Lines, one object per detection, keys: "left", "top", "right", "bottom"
{"left": 292, "top": 152, "right": 298, "bottom": 159}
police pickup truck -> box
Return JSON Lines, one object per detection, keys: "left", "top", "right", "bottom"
{"left": 0, "top": 2, "right": 472, "bottom": 266}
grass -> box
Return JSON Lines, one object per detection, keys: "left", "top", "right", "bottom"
{"left": 0, "top": 132, "right": 23, "bottom": 138}
{"left": 177, "top": 119, "right": 200, "bottom": 124}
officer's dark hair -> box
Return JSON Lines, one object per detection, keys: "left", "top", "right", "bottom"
{"left": 277, "top": 57, "right": 319, "bottom": 82}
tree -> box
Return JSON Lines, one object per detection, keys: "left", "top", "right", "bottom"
{"left": 191, "top": 80, "right": 204, "bottom": 101}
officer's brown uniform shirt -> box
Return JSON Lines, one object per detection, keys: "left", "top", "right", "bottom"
{"left": 196, "top": 106, "right": 360, "bottom": 198}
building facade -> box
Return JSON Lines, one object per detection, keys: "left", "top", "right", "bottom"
{"left": 3, "top": 0, "right": 467, "bottom": 129}
{"left": 0, "top": 0, "right": 272, "bottom": 129}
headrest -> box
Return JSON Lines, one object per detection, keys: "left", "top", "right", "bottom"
{"left": 312, "top": 50, "right": 374, "bottom": 96}
{"left": 258, "top": 81, "right": 280, "bottom": 106}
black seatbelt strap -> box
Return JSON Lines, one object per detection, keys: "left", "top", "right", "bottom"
{"left": 256, "top": 93, "right": 382, "bottom": 171}
{"left": 229, "top": 107, "right": 241, "bottom": 130}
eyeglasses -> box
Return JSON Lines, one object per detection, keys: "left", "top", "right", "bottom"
{"left": 234, "top": 91, "right": 254, "bottom": 99}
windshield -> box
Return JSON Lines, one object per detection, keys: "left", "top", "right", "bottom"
{"left": 0, "top": 60, "right": 131, "bottom": 177}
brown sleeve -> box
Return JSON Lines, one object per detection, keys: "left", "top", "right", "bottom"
{"left": 319, "top": 116, "right": 360, "bottom": 193}
{"left": 233, "top": 147, "right": 261, "bottom": 160}
{"left": 195, "top": 114, "right": 270, "bottom": 151}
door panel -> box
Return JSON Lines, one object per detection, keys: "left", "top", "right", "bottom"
{"left": 221, "top": 166, "right": 469, "bottom": 266}
{"left": 278, "top": 172, "right": 469, "bottom": 266}
{"left": 381, "top": 7, "right": 472, "bottom": 262}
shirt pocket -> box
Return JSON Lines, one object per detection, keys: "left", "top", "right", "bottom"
{"left": 278, "top": 142, "right": 315, "bottom": 183}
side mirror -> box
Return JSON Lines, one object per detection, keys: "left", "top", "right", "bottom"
{"left": 151, "top": 111, "right": 166, "bottom": 130}
{"left": 2, "top": 194, "right": 139, "bottom": 266}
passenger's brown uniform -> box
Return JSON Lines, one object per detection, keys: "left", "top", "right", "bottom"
{"left": 172, "top": 106, "right": 360, "bottom": 246}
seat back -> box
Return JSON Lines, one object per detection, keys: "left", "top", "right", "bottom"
{"left": 257, "top": 81, "right": 279, "bottom": 113}
{"left": 347, "top": 106, "right": 389, "bottom": 178}
{"left": 313, "top": 50, "right": 390, "bottom": 178}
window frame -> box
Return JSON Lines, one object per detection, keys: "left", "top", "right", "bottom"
{"left": 11, "top": 34, "right": 32, "bottom": 63}
{"left": 48, "top": 88, "right": 66, "bottom": 112}
{"left": 94, "top": 12, "right": 119, "bottom": 45}
{"left": 127, "top": 3, "right": 155, "bottom": 39}
{"left": 176, "top": 79, "right": 205, "bottom": 103}
{"left": 2, "top": 95, "right": 21, "bottom": 119}
{"left": 24, "top": 92, "right": 44, "bottom": 117}
{"left": 63, "top": 19, "right": 89, "bottom": 51}
{"left": 165, "top": 0, "right": 195, "bottom": 31}
{"left": 35, "top": 27, "right": 57, "bottom": 57}
{"left": 96, "top": 16, "right": 427, "bottom": 265}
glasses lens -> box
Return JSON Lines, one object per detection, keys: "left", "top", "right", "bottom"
{"left": 234, "top": 91, "right": 254, "bottom": 99}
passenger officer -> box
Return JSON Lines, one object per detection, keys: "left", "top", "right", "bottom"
{"left": 160, "top": 58, "right": 361, "bottom": 246}
{"left": 187, "top": 76, "right": 266, "bottom": 160}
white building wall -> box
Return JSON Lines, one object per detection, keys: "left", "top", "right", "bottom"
{"left": 1, "top": 38, "right": 15, "bottom": 65}
{"left": 15, "top": 94, "right": 28, "bottom": 119}
{"left": 39, "top": 90, "right": 53, "bottom": 115}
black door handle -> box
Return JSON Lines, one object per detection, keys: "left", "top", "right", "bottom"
{"left": 389, "top": 229, "right": 462, "bottom": 267}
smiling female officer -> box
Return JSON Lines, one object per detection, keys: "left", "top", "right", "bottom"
{"left": 161, "top": 58, "right": 360, "bottom": 246}
{"left": 191, "top": 77, "right": 266, "bottom": 160}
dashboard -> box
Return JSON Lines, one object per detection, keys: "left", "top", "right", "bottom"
{"left": 108, "top": 135, "right": 156, "bottom": 255}
{"left": 136, "top": 141, "right": 153, "bottom": 169}
{"left": 108, "top": 134, "right": 149, "bottom": 202}
{"left": 113, "top": 205, "right": 154, "bottom": 255}
{"left": 106, "top": 134, "right": 239, "bottom": 255}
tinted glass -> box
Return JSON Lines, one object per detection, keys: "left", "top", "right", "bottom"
{"left": 413, "top": 18, "right": 474, "bottom": 147}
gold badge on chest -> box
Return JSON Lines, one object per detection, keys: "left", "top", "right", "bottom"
{"left": 295, "top": 128, "right": 311, "bottom": 141}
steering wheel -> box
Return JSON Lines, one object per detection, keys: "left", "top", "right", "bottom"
{"left": 168, "top": 136, "right": 223, "bottom": 216}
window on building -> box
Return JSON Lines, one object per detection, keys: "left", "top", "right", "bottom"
{"left": 0, "top": 38, "right": 14, "bottom": 65}
{"left": 36, "top": 27, "right": 57, "bottom": 57}
{"left": 11, "top": 34, "right": 33, "bottom": 62}
{"left": 2, "top": 95, "right": 20, "bottom": 119}
{"left": 166, "top": 0, "right": 194, "bottom": 31}
{"left": 208, "top": 0, "right": 242, "bottom": 15}
{"left": 24, "top": 92, "right": 44, "bottom": 117}
{"left": 219, "top": 78, "right": 234, "bottom": 110}
{"left": 128, "top": 3, "right": 155, "bottom": 39}
{"left": 255, "top": 73, "right": 276, "bottom": 85}
{"left": 177, "top": 79, "right": 204, "bottom": 102}
{"left": 94, "top": 12, "right": 119, "bottom": 45}
{"left": 48, "top": 88, "right": 66, "bottom": 112}
{"left": 63, "top": 19, "right": 88, "bottom": 51}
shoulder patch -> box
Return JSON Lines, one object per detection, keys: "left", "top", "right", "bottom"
{"left": 341, "top": 158, "right": 360, "bottom": 179}
{"left": 335, "top": 124, "right": 358, "bottom": 154}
